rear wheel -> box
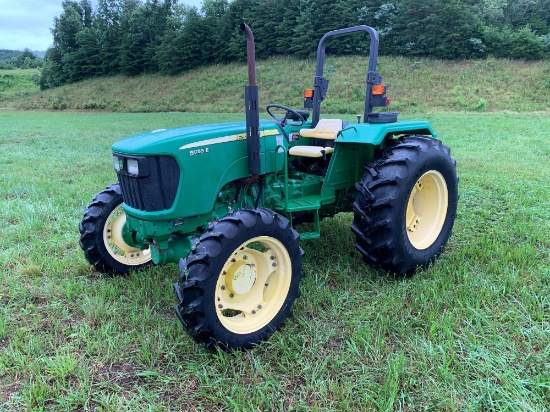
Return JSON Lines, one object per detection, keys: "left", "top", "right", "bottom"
{"left": 79, "top": 184, "right": 152, "bottom": 275}
{"left": 174, "top": 208, "right": 304, "bottom": 349}
{"left": 352, "top": 136, "right": 458, "bottom": 275}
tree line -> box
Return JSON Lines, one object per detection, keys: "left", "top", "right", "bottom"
{"left": 0, "top": 50, "right": 44, "bottom": 70}
{"left": 40, "top": 0, "right": 550, "bottom": 89}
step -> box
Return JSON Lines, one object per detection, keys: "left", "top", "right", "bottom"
{"left": 299, "top": 231, "right": 321, "bottom": 240}
{"left": 285, "top": 195, "right": 322, "bottom": 212}
{"left": 287, "top": 202, "right": 321, "bottom": 240}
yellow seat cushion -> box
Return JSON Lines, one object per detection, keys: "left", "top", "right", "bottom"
{"left": 299, "top": 119, "right": 343, "bottom": 140}
{"left": 288, "top": 146, "right": 334, "bottom": 158}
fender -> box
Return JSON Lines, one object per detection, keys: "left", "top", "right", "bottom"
{"left": 335, "top": 120, "right": 437, "bottom": 145}
{"left": 321, "top": 120, "right": 438, "bottom": 197}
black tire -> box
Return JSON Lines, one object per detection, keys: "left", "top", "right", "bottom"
{"left": 79, "top": 184, "right": 153, "bottom": 275}
{"left": 351, "top": 135, "right": 458, "bottom": 275}
{"left": 174, "top": 208, "right": 304, "bottom": 349}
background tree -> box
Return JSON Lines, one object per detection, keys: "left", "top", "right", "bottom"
{"left": 290, "top": 0, "right": 362, "bottom": 58}
{"left": 40, "top": 0, "right": 94, "bottom": 88}
{"left": 391, "top": 0, "right": 486, "bottom": 59}
{"left": 118, "top": 0, "right": 173, "bottom": 75}
{"left": 218, "top": 0, "right": 256, "bottom": 62}
{"left": 12, "top": 50, "right": 43, "bottom": 69}
{"left": 95, "top": 0, "right": 124, "bottom": 74}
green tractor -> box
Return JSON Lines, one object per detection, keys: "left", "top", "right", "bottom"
{"left": 79, "top": 24, "right": 458, "bottom": 349}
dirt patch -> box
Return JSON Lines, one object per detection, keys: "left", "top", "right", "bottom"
{"left": 0, "top": 377, "right": 19, "bottom": 407}
{"left": 91, "top": 361, "right": 143, "bottom": 392}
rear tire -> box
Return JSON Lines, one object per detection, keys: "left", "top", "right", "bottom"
{"left": 174, "top": 208, "right": 304, "bottom": 349}
{"left": 351, "top": 136, "right": 458, "bottom": 275}
{"left": 79, "top": 184, "right": 153, "bottom": 275}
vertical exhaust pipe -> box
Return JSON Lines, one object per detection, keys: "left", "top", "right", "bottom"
{"left": 241, "top": 23, "right": 260, "bottom": 183}
{"left": 241, "top": 22, "right": 256, "bottom": 86}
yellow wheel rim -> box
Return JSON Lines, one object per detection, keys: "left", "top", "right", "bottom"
{"left": 406, "top": 170, "right": 448, "bottom": 250}
{"left": 215, "top": 236, "right": 292, "bottom": 334}
{"left": 102, "top": 204, "right": 151, "bottom": 266}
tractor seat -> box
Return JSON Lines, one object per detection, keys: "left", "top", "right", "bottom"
{"left": 288, "top": 119, "right": 342, "bottom": 158}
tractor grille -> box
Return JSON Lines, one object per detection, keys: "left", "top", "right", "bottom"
{"left": 116, "top": 155, "right": 180, "bottom": 212}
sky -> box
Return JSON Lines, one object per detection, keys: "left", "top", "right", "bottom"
{"left": 0, "top": 0, "right": 204, "bottom": 52}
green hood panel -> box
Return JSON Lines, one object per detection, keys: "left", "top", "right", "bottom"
{"left": 113, "top": 120, "right": 285, "bottom": 220}
{"left": 113, "top": 121, "right": 280, "bottom": 155}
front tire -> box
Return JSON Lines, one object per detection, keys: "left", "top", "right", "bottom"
{"left": 352, "top": 136, "right": 458, "bottom": 275}
{"left": 174, "top": 208, "right": 304, "bottom": 349}
{"left": 79, "top": 184, "right": 153, "bottom": 275}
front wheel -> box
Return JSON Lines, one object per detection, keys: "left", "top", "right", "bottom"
{"left": 352, "top": 136, "right": 458, "bottom": 275}
{"left": 174, "top": 208, "right": 304, "bottom": 349}
{"left": 79, "top": 184, "right": 153, "bottom": 275}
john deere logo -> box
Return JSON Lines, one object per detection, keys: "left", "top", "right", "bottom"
{"left": 119, "top": 159, "right": 124, "bottom": 170}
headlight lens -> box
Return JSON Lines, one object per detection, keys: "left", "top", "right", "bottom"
{"left": 127, "top": 158, "right": 139, "bottom": 176}
{"left": 113, "top": 155, "right": 121, "bottom": 172}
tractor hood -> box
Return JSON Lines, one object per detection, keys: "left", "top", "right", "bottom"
{"left": 111, "top": 119, "right": 287, "bottom": 221}
{"left": 112, "top": 120, "right": 282, "bottom": 156}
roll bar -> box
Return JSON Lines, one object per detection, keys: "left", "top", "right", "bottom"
{"left": 309, "top": 25, "right": 384, "bottom": 127}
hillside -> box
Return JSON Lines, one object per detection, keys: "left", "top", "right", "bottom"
{"left": 2, "top": 56, "right": 550, "bottom": 113}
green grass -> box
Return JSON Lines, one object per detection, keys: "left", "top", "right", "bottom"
{"left": 0, "top": 111, "right": 549, "bottom": 411}
{"left": 2, "top": 56, "right": 550, "bottom": 113}
{"left": 0, "top": 69, "right": 40, "bottom": 102}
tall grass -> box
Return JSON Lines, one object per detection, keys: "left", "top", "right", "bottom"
{"left": 3, "top": 56, "right": 550, "bottom": 113}
{"left": 0, "top": 69, "right": 40, "bottom": 102}
{"left": 0, "top": 110, "right": 548, "bottom": 410}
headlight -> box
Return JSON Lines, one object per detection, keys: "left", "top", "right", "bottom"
{"left": 112, "top": 154, "right": 149, "bottom": 177}
{"left": 113, "top": 155, "right": 121, "bottom": 172}
{"left": 127, "top": 158, "right": 139, "bottom": 176}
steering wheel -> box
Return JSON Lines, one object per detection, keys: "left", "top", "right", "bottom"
{"left": 266, "top": 104, "right": 305, "bottom": 127}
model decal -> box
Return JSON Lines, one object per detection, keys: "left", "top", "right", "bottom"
{"left": 179, "top": 130, "right": 279, "bottom": 151}
{"left": 190, "top": 148, "right": 210, "bottom": 156}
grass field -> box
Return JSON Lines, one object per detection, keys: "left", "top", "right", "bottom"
{"left": 0, "top": 110, "right": 549, "bottom": 411}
